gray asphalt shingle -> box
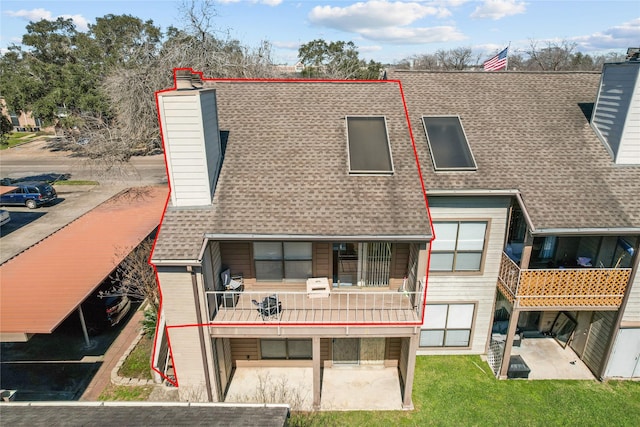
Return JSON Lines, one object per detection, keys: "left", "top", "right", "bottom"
{"left": 153, "top": 81, "right": 431, "bottom": 261}
{"left": 390, "top": 70, "right": 640, "bottom": 232}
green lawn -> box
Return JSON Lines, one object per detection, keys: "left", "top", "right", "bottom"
{"left": 118, "top": 335, "right": 153, "bottom": 380}
{"left": 1, "top": 132, "right": 39, "bottom": 149}
{"left": 292, "top": 356, "right": 640, "bottom": 427}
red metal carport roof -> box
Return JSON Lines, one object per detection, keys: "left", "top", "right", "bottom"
{"left": 0, "top": 186, "right": 168, "bottom": 334}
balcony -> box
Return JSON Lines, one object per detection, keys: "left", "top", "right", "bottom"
{"left": 205, "top": 282, "right": 423, "bottom": 326}
{"left": 497, "top": 252, "right": 632, "bottom": 309}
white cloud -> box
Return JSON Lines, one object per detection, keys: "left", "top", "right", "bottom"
{"left": 360, "top": 26, "right": 466, "bottom": 44}
{"left": 60, "top": 14, "right": 89, "bottom": 31}
{"left": 471, "top": 0, "right": 526, "bottom": 20}
{"left": 308, "top": 1, "right": 464, "bottom": 44}
{"left": 5, "top": 8, "right": 53, "bottom": 21}
{"left": 571, "top": 18, "right": 640, "bottom": 51}
{"left": 5, "top": 8, "right": 90, "bottom": 31}
{"left": 218, "top": 0, "right": 282, "bottom": 5}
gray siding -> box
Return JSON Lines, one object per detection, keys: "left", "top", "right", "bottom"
{"left": 583, "top": 311, "right": 616, "bottom": 376}
{"left": 200, "top": 91, "right": 222, "bottom": 197}
{"left": 592, "top": 62, "right": 640, "bottom": 165}
{"left": 622, "top": 272, "right": 640, "bottom": 323}
{"left": 419, "top": 196, "right": 510, "bottom": 355}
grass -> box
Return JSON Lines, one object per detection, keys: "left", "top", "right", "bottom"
{"left": 1, "top": 132, "right": 39, "bottom": 149}
{"left": 118, "top": 335, "right": 153, "bottom": 380}
{"left": 291, "top": 356, "right": 640, "bottom": 427}
{"left": 98, "top": 384, "right": 153, "bottom": 401}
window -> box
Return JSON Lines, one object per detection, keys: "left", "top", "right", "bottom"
{"left": 420, "top": 303, "right": 475, "bottom": 347}
{"left": 431, "top": 221, "right": 487, "bottom": 272}
{"left": 261, "top": 339, "right": 312, "bottom": 359}
{"left": 346, "top": 116, "right": 394, "bottom": 174}
{"left": 422, "top": 116, "right": 477, "bottom": 171}
{"left": 254, "top": 242, "right": 312, "bottom": 281}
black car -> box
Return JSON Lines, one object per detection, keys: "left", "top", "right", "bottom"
{"left": 0, "top": 181, "right": 57, "bottom": 209}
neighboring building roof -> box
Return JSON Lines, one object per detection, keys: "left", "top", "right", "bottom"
{"left": 389, "top": 70, "right": 640, "bottom": 232}
{"left": 1, "top": 403, "right": 290, "bottom": 427}
{"left": 153, "top": 81, "right": 432, "bottom": 262}
{"left": 0, "top": 186, "right": 167, "bottom": 335}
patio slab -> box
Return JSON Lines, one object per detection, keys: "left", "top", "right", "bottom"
{"left": 511, "top": 337, "right": 595, "bottom": 380}
{"left": 224, "top": 365, "right": 403, "bottom": 411}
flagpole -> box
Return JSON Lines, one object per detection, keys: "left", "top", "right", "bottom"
{"left": 505, "top": 41, "right": 511, "bottom": 71}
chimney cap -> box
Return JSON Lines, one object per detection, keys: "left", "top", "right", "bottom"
{"left": 175, "top": 69, "right": 204, "bottom": 90}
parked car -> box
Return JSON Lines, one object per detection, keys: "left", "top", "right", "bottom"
{"left": 0, "top": 181, "right": 57, "bottom": 209}
{"left": 82, "top": 292, "right": 132, "bottom": 335}
{"left": 0, "top": 209, "right": 10, "bottom": 226}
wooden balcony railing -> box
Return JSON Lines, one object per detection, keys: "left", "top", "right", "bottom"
{"left": 205, "top": 287, "right": 424, "bottom": 325}
{"left": 497, "top": 252, "right": 632, "bottom": 309}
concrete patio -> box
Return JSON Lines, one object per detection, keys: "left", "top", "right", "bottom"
{"left": 511, "top": 337, "right": 595, "bottom": 380}
{"left": 224, "top": 366, "right": 403, "bottom": 411}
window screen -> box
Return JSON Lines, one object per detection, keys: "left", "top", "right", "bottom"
{"left": 347, "top": 116, "right": 394, "bottom": 174}
{"left": 422, "top": 116, "right": 477, "bottom": 170}
{"left": 254, "top": 242, "right": 312, "bottom": 281}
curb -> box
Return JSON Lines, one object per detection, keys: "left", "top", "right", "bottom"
{"left": 110, "top": 329, "right": 155, "bottom": 387}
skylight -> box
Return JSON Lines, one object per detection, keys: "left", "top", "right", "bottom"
{"left": 346, "top": 116, "right": 394, "bottom": 174}
{"left": 422, "top": 116, "right": 477, "bottom": 171}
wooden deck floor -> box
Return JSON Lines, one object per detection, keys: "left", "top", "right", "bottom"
{"left": 210, "top": 290, "right": 420, "bottom": 324}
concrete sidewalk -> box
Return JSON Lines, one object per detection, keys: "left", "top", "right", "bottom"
{"left": 80, "top": 308, "right": 145, "bottom": 400}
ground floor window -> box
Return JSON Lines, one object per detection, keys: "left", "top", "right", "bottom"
{"left": 420, "top": 303, "right": 475, "bottom": 347}
{"left": 260, "top": 339, "right": 312, "bottom": 359}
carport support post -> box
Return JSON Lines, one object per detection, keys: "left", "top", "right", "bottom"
{"left": 499, "top": 308, "right": 521, "bottom": 379}
{"left": 77, "top": 305, "right": 91, "bottom": 347}
{"left": 312, "top": 336, "right": 321, "bottom": 410}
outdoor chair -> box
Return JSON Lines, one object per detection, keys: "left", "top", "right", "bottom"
{"left": 220, "top": 269, "right": 244, "bottom": 291}
{"left": 252, "top": 294, "right": 282, "bottom": 320}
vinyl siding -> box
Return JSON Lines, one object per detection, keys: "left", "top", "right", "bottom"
{"left": 583, "top": 311, "right": 616, "bottom": 376}
{"left": 419, "top": 196, "right": 510, "bottom": 355}
{"left": 622, "top": 272, "right": 640, "bottom": 322}
{"left": 592, "top": 63, "right": 640, "bottom": 165}
{"left": 158, "top": 90, "right": 219, "bottom": 206}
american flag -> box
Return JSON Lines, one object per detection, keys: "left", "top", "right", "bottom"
{"left": 484, "top": 47, "right": 508, "bottom": 71}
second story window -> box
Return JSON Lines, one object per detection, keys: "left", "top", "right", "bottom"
{"left": 254, "top": 242, "right": 312, "bottom": 281}
{"left": 430, "top": 221, "right": 487, "bottom": 272}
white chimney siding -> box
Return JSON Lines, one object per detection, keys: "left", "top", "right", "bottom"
{"left": 158, "top": 88, "right": 222, "bottom": 207}
{"left": 592, "top": 62, "right": 640, "bottom": 165}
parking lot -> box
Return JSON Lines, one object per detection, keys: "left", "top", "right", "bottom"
{"left": 0, "top": 302, "right": 140, "bottom": 401}
{"left": 0, "top": 184, "right": 130, "bottom": 264}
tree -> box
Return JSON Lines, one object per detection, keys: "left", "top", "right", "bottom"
{"left": 298, "top": 39, "right": 382, "bottom": 79}
{"left": 436, "top": 47, "right": 477, "bottom": 70}
{"left": 101, "top": 232, "right": 159, "bottom": 310}
{"left": 0, "top": 115, "right": 12, "bottom": 145}
{"left": 526, "top": 40, "right": 577, "bottom": 71}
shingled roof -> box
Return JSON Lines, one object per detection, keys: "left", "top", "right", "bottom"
{"left": 389, "top": 70, "right": 640, "bottom": 233}
{"left": 153, "top": 80, "right": 431, "bottom": 262}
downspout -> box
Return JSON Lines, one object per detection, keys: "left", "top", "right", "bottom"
{"left": 598, "top": 245, "right": 640, "bottom": 380}
{"left": 188, "top": 266, "right": 213, "bottom": 401}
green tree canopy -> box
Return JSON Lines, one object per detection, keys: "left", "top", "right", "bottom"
{"left": 298, "top": 39, "right": 382, "bottom": 79}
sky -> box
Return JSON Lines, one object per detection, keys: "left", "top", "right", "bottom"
{"left": 1, "top": 0, "right": 638, "bottom": 65}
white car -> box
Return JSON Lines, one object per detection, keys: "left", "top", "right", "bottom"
{"left": 0, "top": 209, "right": 10, "bottom": 227}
